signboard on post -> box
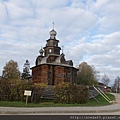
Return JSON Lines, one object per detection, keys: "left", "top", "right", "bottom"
{"left": 24, "top": 90, "right": 32, "bottom": 105}
{"left": 24, "top": 90, "right": 32, "bottom": 96}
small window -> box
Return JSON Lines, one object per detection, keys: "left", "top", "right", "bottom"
{"left": 49, "top": 49, "right": 52, "bottom": 53}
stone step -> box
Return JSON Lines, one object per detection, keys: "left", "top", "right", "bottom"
{"left": 41, "top": 85, "right": 55, "bottom": 100}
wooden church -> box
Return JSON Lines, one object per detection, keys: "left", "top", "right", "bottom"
{"left": 31, "top": 27, "right": 78, "bottom": 85}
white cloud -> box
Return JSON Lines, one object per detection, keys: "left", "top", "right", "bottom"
{"left": 0, "top": 2, "right": 7, "bottom": 23}
{"left": 95, "top": 0, "right": 120, "bottom": 32}
{"left": 0, "top": 0, "right": 120, "bottom": 86}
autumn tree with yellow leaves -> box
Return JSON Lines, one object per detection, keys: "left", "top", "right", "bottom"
{"left": 77, "top": 62, "right": 99, "bottom": 86}
{"left": 2, "top": 60, "right": 21, "bottom": 84}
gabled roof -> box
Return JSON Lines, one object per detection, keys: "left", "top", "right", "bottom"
{"left": 66, "top": 60, "right": 73, "bottom": 66}
{"left": 40, "top": 56, "right": 49, "bottom": 64}
{"left": 55, "top": 53, "right": 65, "bottom": 63}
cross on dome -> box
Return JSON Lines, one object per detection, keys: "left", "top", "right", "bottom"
{"left": 50, "top": 22, "right": 57, "bottom": 39}
{"left": 52, "top": 21, "right": 55, "bottom": 29}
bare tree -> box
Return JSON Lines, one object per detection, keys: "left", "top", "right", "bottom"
{"left": 101, "top": 74, "right": 110, "bottom": 86}
{"left": 112, "top": 76, "right": 120, "bottom": 93}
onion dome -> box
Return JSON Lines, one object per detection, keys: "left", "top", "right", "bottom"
{"left": 39, "top": 48, "right": 44, "bottom": 56}
{"left": 49, "top": 29, "right": 57, "bottom": 39}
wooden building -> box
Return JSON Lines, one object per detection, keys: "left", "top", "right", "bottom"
{"left": 31, "top": 28, "right": 78, "bottom": 85}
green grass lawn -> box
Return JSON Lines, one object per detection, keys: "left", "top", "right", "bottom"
{"left": 0, "top": 93, "right": 115, "bottom": 107}
{"left": 85, "top": 93, "right": 115, "bottom": 106}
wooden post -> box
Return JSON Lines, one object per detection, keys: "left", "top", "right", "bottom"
{"left": 26, "top": 95, "right": 28, "bottom": 105}
{"left": 24, "top": 90, "right": 32, "bottom": 105}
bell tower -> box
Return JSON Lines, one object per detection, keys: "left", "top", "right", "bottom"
{"left": 43, "top": 24, "right": 61, "bottom": 56}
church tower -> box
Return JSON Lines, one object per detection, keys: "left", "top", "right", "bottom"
{"left": 43, "top": 29, "right": 61, "bottom": 56}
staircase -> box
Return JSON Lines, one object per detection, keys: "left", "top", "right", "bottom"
{"left": 89, "top": 87, "right": 99, "bottom": 99}
{"left": 94, "top": 86, "right": 113, "bottom": 103}
{"left": 41, "top": 85, "right": 55, "bottom": 100}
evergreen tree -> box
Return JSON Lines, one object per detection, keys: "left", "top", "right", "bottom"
{"left": 21, "top": 60, "right": 31, "bottom": 80}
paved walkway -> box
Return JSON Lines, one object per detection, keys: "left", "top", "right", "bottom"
{"left": 0, "top": 93, "right": 120, "bottom": 114}
{"left": 112, "top": 93, "right": 120, "bottom": 103}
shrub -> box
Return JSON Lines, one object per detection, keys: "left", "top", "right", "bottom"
{"left": 0, "top": 80, "right": 47, "bottom": 103}
{"left": 17, "top": 80, "right": 32, "bottom": 102}
{"left": 0, "top": 80, "right": 32, "bottom": 101}
{"left": 54, "top": 82, "right": 89, "bottom": 104}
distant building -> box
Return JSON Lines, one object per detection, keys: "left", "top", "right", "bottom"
{"left": 98, "top": 82, "right": 105, "bottom": 87}
{"left": 31, "top": 28, "right": 78, "bottom": 85}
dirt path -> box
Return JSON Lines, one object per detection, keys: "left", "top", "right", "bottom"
{"left": 111, "top": 93, "right": 120, "bottom": 104}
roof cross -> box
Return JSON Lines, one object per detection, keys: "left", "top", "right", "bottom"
{"left": 52, "top": 21, "right": 55, "bottom": 29}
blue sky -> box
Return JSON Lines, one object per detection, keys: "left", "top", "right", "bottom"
{"left": 0, "top": 0, "right": 120, "bottom": 86}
